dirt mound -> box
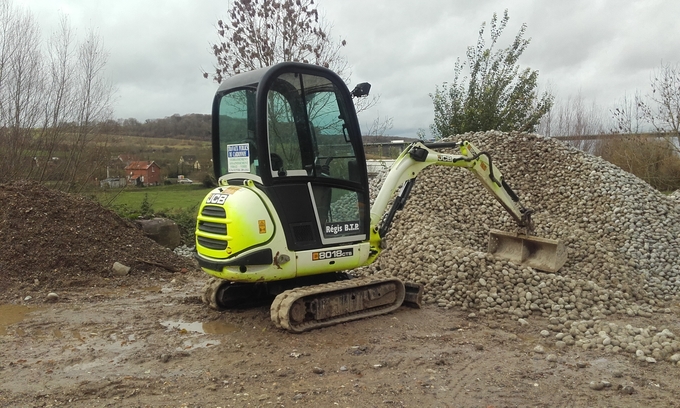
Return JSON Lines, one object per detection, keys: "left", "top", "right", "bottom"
{"left": 0, "top": 181, "right": 198, "bottom": 299}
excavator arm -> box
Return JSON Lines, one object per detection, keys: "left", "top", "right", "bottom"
{"left": 366, "top": 140, "right": 535, "bottom": 265}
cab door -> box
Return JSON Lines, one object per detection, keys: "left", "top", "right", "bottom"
{"left": 263, "top": 70, "right": 369, "bottom": 250}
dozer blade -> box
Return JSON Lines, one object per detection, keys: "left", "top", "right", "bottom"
{"left": 488, "top": 229, "right": 567, "bottom": 273}
{"left": 403, "top": 282, "right": 423, "bottom": 308}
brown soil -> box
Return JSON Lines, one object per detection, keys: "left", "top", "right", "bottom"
{"left": 1, "top": 182, "right": 679, "bottom": 407}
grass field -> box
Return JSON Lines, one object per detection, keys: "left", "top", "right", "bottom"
{"left": 95, "top": 183, "right": 212, "bottom": 213}
{"left": 104, "top": 134, "right": 211, "bottom": 152}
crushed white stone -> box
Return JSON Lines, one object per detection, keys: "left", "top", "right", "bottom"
{"left": 358, "top": 130, "right": 680, "bottom": 363}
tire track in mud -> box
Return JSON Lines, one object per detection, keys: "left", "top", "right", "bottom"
{"left": 438, "top": 355, "right": 490, "bottom": 406}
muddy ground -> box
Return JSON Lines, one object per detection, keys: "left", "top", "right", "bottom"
{"left": 1, "top": 268, "right": 680, "bottom": 408}
{"left": 2, "top": 182, "right": 680, "bottom": 407}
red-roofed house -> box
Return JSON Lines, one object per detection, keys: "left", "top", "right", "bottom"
{"left": 125, "top": 161, "right": 161, "bottom": 186}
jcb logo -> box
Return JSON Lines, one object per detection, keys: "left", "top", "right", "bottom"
{"left": 437, "top": 154, "right": 456, "bottom": 163}
{"left": 206, "top": 194, "right": 229, "bottom": 205}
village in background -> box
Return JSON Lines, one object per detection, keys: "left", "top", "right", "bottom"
{"left": 86, "top": 113, "right": 418, "bottom": 189}
{"left": 91, "top": 114, "right": 680, "bottom": 192}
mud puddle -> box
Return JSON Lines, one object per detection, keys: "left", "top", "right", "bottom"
{"left": 160, "top": 319, "right": 240, "bottom": 335}
{"left": 0, "top": 304, "right": 44, "bottom": 335}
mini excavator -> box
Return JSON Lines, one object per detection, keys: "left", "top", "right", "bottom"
{"left": 195, "top": 62, "right": 566, "bottom": 332}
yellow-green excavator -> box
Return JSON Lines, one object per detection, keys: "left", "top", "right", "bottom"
{"left": 194, "top": 62, "right": 566, "bottom": 332}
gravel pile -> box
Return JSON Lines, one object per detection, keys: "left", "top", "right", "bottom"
{"left": 174, "top": 245, "right": 197, "bottom": 258}
{"left": 671, "top": 190, "right": 680, "bottom": 203}
{"left": 358, "top": 131, "right": 680, "bottom": 363}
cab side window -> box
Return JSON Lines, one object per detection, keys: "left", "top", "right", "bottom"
{"left": 218, "top": 89, "right": 259, "bottom": 175}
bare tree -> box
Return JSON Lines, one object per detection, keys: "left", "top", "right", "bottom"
{"left": 610, "top": 91, "right": 645, "bottom": 135}
{"left": 205, "top": 0, "right": 380, "bottom": 127}
{"left": 600, "top": 71, "right": 680, "bottom": 192}
{"left": 36, "top": 15, "right": 77, "bottom": 182}
{"left": 58, "top": 27, "right": 114, "bottom": 191}
{"left": 637, "top": 61, "right": 680, "bottom": 152}
{"left": 0, "top": 1, "right": 43, "bottom": 179}
{"left": 537, "top": 90, "right": 606, "bottom": 152}
{"left": 205, "top": 0, "right": 348, "bottom": 83}
{"left": 0, "top": 1, "right": 114, "bottom": 190}
{"left": 365, "top": 114, "right": 393, "bottom": 138}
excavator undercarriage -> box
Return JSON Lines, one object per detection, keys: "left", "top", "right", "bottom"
{"left": 271, "top": 277, "right": 406, "bottom": 333}
{"left": 203, "top": 275, "right": 423, "bottom": 333}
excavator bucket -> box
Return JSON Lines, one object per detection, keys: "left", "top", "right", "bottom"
{"left": 488, "top": 230, "right": 567, "bottom": 273}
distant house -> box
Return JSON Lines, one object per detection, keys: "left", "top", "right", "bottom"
{"left": 33, "top": 155, "right": 60, "bottom": 168}
{"left": 179, "top": 155, "right": 195, "bottom": 164}
{"left": 105, "top": 155, "right": 133, "bottom": 178}
{"left": 179, "top": 155, "right": 201, "bottom": 170}
{"left": 99, "top": 177, "right": 127, "bottom": 188}
{"left": 31, "top": 155, "right": 60, "bottom": 180}
{"left": 125, "top": 161, "right": 161, "bottom": 186}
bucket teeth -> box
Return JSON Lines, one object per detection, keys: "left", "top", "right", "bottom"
{"left": 488, "top": 229, "right": 567, "bottom": 273}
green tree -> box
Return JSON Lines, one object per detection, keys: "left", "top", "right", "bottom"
{"left": 430, "top": 10, "right": 553, "bottom": 139}
{"left": 139, "top": 193, "right": 153, "bottom": 218}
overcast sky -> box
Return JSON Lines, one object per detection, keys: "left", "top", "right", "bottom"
{"left": 12, "top": 0, "right": 680, "bottom": 137}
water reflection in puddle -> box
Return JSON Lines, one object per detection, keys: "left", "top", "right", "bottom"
{"left": 160, "top": 320, "right": 239, "bottom": 335}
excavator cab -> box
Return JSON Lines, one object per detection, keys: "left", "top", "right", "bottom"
{"left": 204, "top": 62, "right": 372, "bottom": 267}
